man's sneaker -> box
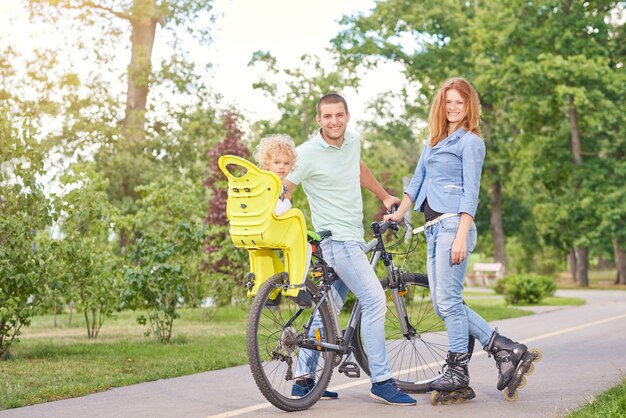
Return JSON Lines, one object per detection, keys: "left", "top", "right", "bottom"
{"left": 370, "top": 379, "right": 416, "bottom": 405}
{"left": 291, "top": 378, "right": 339, "bottom": 399}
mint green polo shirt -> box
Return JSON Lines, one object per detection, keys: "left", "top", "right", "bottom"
{"left": 286, "top": 130, "right": 364, "bottom": 242}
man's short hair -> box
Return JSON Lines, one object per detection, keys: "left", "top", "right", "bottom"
{"left": 316, "top": 93, "right": 349, "bottom": 115}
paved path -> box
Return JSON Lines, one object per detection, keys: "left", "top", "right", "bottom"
{"left": 2, "top": 289, "right": 626, "bottom": 418}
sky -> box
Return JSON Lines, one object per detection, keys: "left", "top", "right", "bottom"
{"left": 0, "top": 0, "right": 407, "bottom": 131}
{"left": 206, "top": 0, "right": 406, "bottom": 126}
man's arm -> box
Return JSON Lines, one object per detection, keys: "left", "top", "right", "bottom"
{"left": 360, "top": 161, "right": 401, "bottom": 210}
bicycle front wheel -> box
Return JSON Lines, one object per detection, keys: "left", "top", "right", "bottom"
{"left": 246, "top": 274, "right": 337, "bottom": 412}
{"left": 352, "top": 272, "right": 448, "bottom": 393}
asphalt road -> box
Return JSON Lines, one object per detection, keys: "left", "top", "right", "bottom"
{"left": 2, "top": 289, "right": 626, "bottom": 418}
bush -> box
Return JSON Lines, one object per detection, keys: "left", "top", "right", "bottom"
{"left": 494, "top": 275, "right": 556, "bottom": 305}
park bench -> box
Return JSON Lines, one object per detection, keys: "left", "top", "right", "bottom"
{"left": 467, "top": 262, "right": 503, "bottom": 287}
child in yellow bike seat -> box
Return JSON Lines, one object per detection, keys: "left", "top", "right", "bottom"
{"left": 254, "top": 134, "right": 298, "bottom": 216}
{"left": 254, "top": 134, "right": 312, "bottom": 307}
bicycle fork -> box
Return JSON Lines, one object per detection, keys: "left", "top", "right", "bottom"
{"left": 371, "top": 249, "right": 413, "bottom": 337}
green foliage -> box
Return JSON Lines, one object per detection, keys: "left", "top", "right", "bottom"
{"left": 122, "top": 174, "right": 210, "bottom": 341}
{"left": 51, "top": 164, "right": 122, "bottom": 338}
{"left": 0, "top": 110, "right": 54, "bottom": 358}
{"left": 249, "top": 52, "right": 358, "bottom": 144}
{"left": 494, "top": 274, "right": 557, "bottom": 305}
{"left": 205, "top": 112, "right": 250, "bottom": 306}
{"left": 332, "top": 0, "right": 625, "bottom": 279}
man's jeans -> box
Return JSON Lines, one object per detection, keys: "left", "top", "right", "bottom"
{"left": 424, "top": 215, "right": 494, "bottom": 353}
{"left": 295, "top": 239, "right": 393, "bottom": 383}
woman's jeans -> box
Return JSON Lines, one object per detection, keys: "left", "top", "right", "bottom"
{"left": 295, "top": 239, "right": 393, "bottom": 383}
{"left": 424, "top": 215, "right": 494, "bottom": 353}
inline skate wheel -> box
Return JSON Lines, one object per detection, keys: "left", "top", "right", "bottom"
{"left": 530, "top": 348, "right": 542, "bottom": 361}
{"left": 504, "top": 390, "right": 518, "bottom": 402}
{"left": 526, "top": 361, "right": 535, "bottom": 376}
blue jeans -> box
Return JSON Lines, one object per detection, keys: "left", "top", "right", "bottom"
{"left": 295, "top": 240, "right": 393, "bottom": 383}
{"left": 424, "top": 215, "right": 494, "bottom": 353}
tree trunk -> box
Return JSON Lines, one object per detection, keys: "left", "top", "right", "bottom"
{"left": 575, "top": 246, "right": 589, "bottom": 287}
{"left": 568, "top": 247, "right": 578, "bottom": 284}
{"left": 567, "top": 95, "right": 588, "bottom": 287}
{"left": 67, "top": 302, "right": 73, "bottom": 325}
{"left": 489, "top": 180, "right": 508, "bottom": 275}
{"left": 568, "top": 95, "right": 583, "bottom": 166}
{"left": 480, "top": 118, "right": 508, "bottom": 275}
{"left": 614, "top": 237, "right": 626, "bottom": 285}
{"left": 123, "top": 0, "right": 160, "bottom": 144}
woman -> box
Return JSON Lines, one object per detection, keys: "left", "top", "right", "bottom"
{"left": 385, "top": 77, "right": 540, "bottom": 403}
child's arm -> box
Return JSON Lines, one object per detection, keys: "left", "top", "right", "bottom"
{"left": 284, "top": 179, "right": 297, "bottom": 194}
{"left": 274, "top": 198, "right": 291, "bottom": 216}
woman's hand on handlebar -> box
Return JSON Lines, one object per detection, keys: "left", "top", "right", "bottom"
{"left": 383, "top": 210, "right": 404, "bottom": 223}
{"left": 383, "top": 194, "right": 413, "bottom": 223}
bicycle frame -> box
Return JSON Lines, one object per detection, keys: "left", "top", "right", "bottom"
{"left": 296, "top": 221, "right": 413, "bottom": 356}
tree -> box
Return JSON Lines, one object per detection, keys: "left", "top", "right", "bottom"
{"left": 491, "top": 0, "right": 624, "bottom": 285}
{"left": 249, "top": 52, "right": 359, "bottom": 143}
{"left": 54, "top": 164, "right": 121, "bottom": 338}
{"left": 332, "top": 0, "right": 516, "bottom": 272}
{"left": 28, "top": 0, "right": 215, "bottom": 143}
{"left": 204, "top": 111, "right": 250, "bottom": 306}
{"left": 0, "top": 110, "right": 55, "bottom": 358}
{"left": 332, "top": 0, "right": 625, "bottom": 283}
{"left": 122, "top": 173, "right": 210, "bottom": 341}
{"left": 26, "top": 0, "right": 217, "bottom": 247}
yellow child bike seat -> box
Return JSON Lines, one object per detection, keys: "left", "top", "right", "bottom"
{"left": 218, "top": 155, "right": 309, "bottom": 300}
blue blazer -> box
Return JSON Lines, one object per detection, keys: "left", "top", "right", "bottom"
{"left": 404, "top": 128, "right": 485, "bottom": 218}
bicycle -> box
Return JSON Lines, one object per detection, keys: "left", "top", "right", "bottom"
{"left": 246, "top": 218, "right": 474, "bottom": 411}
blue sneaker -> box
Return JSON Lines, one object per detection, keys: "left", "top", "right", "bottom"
{"left": 291, "top": 378, "right": 339, "bottom": 399}
{"left": 370, "top": 379, "right": 416, "bottom": 405}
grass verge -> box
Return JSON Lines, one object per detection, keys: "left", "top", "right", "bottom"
{"left": 568, "top": 377, "right": 626, "bottom": 417}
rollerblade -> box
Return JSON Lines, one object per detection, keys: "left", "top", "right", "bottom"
{"left": 429, "top": 352, "right": 476, "bottom": 405}
{"left": 485, "top": 331, "right": 542, "bottom": 401}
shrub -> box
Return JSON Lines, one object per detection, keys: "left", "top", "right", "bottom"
{"left": 496, "top": 275, "right": 557, "bottom": 305}
{"left": 492, "top": 277, "right": 508, "bottom": 295}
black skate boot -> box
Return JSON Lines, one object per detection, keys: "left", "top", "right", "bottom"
{"left": 429, "top": 352, "right": 476, "bottom": 405}
{"left": 485, "top": 330, "right": 542, "bottom": 401}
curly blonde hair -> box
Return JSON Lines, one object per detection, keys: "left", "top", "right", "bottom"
{"left": 254, "top": 134, "right": 298, "bottom": 172}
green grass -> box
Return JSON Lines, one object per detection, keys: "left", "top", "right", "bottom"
{"left": 556, "top": 269, "right": 626, "bottom": 290}
{"left": 0, "top": 290, "right": 583, "bottom": 410}
{"left": 0, "top": 305, "right": 250, "bottom": 410}
{"left": 568, "top": 377, "right": 626, "bottom": 417}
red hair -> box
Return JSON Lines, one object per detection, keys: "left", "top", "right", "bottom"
{"left": 428, "top": 77, "right": 482, "bottom": 147}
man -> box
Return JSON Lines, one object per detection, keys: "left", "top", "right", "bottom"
{"left": 284, "top": 93, "right": 416, "bottom": 406}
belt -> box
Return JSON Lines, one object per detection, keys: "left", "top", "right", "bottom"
{"left": 412, "top": 213, "right": 458, "bottom": 235}
{"left": 424, "top": 213, "right": 458, "bottom": 229}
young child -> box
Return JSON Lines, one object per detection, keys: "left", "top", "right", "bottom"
{"left": 254, "top": 134, "right": 298, "bottom": 216}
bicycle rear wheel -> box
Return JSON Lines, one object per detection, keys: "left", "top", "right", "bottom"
{"left": 246, "top": 274, "right": 337, "bottom": 412}
{"left": 352, "top": 272, "right": 448, "bottom": 393}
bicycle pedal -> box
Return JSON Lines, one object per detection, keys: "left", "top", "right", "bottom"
{"left": 338, "top": 361, "right": 360, "bottom": 378}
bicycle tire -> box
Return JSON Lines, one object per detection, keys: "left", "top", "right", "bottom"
{"left": 246, "top": 274, "right": 337, "bottom": 412}
{"left": 352, "top": 272, "right": 449, "bottom": 393}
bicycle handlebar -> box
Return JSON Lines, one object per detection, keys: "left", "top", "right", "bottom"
{"left": 370, "top": 204, "right": 401, "bottom": 235}
{"left": 370, "top": 220, "right": 400, "bottom": 235}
